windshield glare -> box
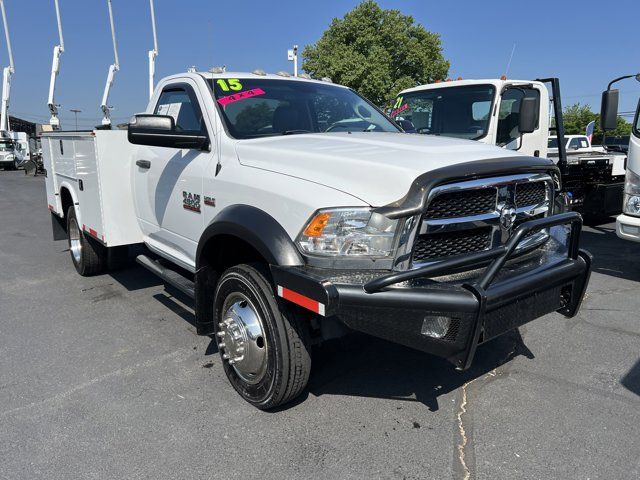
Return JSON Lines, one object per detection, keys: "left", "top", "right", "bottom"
{"left": 209, "top": 78, "right": 400, "bottom": 139}
{"left": 393, "top": 85, "right": 495, "bottom": 140}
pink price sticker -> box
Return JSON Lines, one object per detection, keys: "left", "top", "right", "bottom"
{"left": 217, "top": 88, "right": 266, "bottom": 106}
{"left": 390, "top": 103, "right": 409, "bottom": 118}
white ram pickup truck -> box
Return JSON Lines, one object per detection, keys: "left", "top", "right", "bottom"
{"left": 43, "top": 71, "right": 592, "bottom": 409}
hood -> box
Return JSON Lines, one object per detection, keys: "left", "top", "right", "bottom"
{"left": 235, "top": 132, "right": 524, "bottom": 207}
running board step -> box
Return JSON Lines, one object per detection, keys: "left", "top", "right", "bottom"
{"left": 136, "top": 254, "right": 195, "bottom": 299}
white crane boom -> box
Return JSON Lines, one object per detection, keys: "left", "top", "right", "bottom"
{"left": 100, "top": 0, "right": 119, "bottom": 127}
{"left": 148, "top": 0, "right": 158, "bottom": 99}
{"left": 0, "top": 0, "right": 15, "bottom": 134}
{"left": 48, "top": 0, "right": 64, "bottom": 129}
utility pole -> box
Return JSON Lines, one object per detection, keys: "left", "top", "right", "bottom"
{"left": 70, "top": 109, "right": 81, "bottom": 131}
{"left": 287, "top": 45, "right": 298, "bottom": 77}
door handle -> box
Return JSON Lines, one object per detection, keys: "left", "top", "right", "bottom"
{"left": 136, "top": 159, "right": 151, "bottom": 169}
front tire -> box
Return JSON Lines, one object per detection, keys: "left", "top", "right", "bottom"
{"left": 67, "top": 206, "right": 106, "bottom": 276}
{"left": 214, "top": 264, "right": 311, "bottom": 410}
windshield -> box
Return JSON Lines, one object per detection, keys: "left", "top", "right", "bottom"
{"left": 0, "top": 140, "right": 14, "bottom": 152}
{"left": 604, "top": 135, "right": 630, "bottom": 146}
{"left": 392, "top": 84, "right": 495, "bottom": 140}
{"left": 209, "top": 78, "right": 400, "bottom": 139}
{"left": 548, "top": 137, "right": 558, "bottom": 148}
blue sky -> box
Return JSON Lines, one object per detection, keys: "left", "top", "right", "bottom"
{"left": 1, "top": 0, "right": 639, "bottom": 130}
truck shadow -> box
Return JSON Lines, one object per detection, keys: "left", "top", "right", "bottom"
{"left": 621, "top": 358, "right": 640, "bottom": 397}
{"left": 580, "top": 222, "right": 640, "bottom": 283}
{"left": 303, "top": 329, "right": 533, "bottom": 411}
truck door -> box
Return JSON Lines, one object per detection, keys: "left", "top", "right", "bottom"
{"left": 496, "top": 86, "right": 547, "bottom": 157}
{"left": 132, "top": 80, "right": 214, "bottom": 268}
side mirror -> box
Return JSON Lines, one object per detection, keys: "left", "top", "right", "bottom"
{"left": 128, "top": 114, "right": 209, "bottom": 150}
{"left": 397, "top": 119, "right": 416, "bottom": 133}
{"left": 600, "top": 89, "right": 619, "bottom": 131}
{"left": 518, "top": 97, "right": 539, "bottom": 134}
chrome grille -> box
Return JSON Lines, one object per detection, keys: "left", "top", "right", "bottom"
{"left": 515, "top": 182, "right": 546, "bottom": 208}
{"left": 425, "top": 188, "right": 496, "bottom": 219}
{"left": 409, "top": 173, "right": 552, "bottom": 266}
{"left": 413, "top": 227, "right": 492, "bottom": 262}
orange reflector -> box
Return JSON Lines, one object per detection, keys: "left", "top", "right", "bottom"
{"left": 303, "top": 212, "right": 331, "bottom": 237}
{"left": 500, "top": 75, "right": 507, "bottom": 80}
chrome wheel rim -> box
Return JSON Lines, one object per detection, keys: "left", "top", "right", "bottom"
{"left": 69, "top": 217, "right": 82, "bottom": 263}
{"left": 218, "top": 292, "right": 268, "bottom": 385}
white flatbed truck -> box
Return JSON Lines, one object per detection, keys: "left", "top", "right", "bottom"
{"left": 44, "top": 71, "right": 592, "bottom": 409}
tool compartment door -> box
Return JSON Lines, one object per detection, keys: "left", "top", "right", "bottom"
{"left": 74, "top": 135, "right": 106, "bottom": 243}
{"left": 42, "top": 136, "right": 61, "bottom": 215}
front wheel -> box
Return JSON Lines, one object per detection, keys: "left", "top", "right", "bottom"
{"left": 214, "top": 264, "right": 311, "bottom": 410}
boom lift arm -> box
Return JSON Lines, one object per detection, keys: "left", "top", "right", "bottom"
{"left": 148, "top": 0, "right": 158, "bottom": 100}
{"left": 100, "top": 0, "right": 119, "bottom": 127}
{"left": 0, "top": 0, "right": 15, "bottom": 134}
{"left": 48, "top": 0, "right": 64, "bottom": 129}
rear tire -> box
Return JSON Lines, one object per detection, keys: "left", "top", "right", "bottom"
{"left": 214, "top": 264, "right": 311, "bottom": 410}
{"left": 67, "top": 206, "right": 106, "bottom": 276}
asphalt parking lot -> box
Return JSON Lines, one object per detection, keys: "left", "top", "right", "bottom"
{"left": 1, "top": 170, "right": 639, "bottom": 480}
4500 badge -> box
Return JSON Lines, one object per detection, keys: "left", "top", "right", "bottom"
{"left": 183, "top": 191, "right": 201, "bottom": 213}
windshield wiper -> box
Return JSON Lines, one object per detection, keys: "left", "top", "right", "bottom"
{"left": 281, "top": 129, "right": 312, "bottom": 135}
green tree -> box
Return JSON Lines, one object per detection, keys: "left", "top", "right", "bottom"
{"left": 561, "top": 102, "right": 631, "bottom": 145}
{"left": 302, "top": 0, "right": 449, "bottom": 107}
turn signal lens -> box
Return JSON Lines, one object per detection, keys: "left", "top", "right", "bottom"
{"left": 303, "top": 212, "right": 331, "bottom": 237}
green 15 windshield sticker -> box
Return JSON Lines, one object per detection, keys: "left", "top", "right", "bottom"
{"left": 216, "top": 78, "right": 266, "bottom": 106}
{"left": 216, "top": 78, "right": 243, "bottom": 91}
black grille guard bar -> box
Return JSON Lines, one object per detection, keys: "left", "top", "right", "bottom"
{"left": 364, "top": 212, "right": 583, "bottom": 294}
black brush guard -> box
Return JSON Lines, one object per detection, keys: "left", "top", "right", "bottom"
{"left": 272, "top": 212, "right": 591, "bottom": 370}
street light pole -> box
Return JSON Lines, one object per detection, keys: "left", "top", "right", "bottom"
{"left": 287, "top": 44, "right": 298, "bottom": 77}
{"left": 70, "top": 108, "right": 81, "bottom": 131}
{"left": 607, "top": 73, "right": 640, "bottom": 91}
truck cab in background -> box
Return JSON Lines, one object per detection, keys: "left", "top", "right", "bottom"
{"left": 393, "top": 78, "right": 625, "bottom": 217}
{"left": 0, "top": 136, "right": 17, "bottom": 169}
{"left": 611, "top": 97, "right": 640, "bottom": 241}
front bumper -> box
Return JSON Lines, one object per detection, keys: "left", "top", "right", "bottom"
{"left": 0, "top": 159, "right": 15, "bottom": 167}
{"left": 272, "top": 212, "right": 591, "bottom": 370}
{"left": 616, "top": 213, "right": 640, "bottom": 242}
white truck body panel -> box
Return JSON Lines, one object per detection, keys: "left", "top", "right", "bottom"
{"left": 235, "top": 132, "right": 519, "bottom": 208}
{"left": 616, "top": 123, "right": 640, "bottom": 241}
{"left": 42, "top": 130, "right": 143, "bottom": 247}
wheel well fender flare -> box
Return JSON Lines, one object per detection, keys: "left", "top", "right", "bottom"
{"left": 196, "top": 205, "right": 304, "bottom": 269}
{"left": 194, "top": 205, "right": 304, "bottom": 336}
{"left": 59, "top": 183, "right": 80, "bottom": 222}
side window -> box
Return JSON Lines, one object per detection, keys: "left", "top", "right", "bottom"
{"left": 155, "top": 86, "right": 204, "bottom": 133}
{"left": 568, "top": 138, "right": 580, "bottom": 149}
{"left": 496, "top": 88, "right": 541, "bottom": 147}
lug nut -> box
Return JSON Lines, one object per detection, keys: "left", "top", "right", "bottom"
{"left": 218, "top": 342, "right": 226, "bottom": 348}
{"left": 222, "top": 353, "right": 230, "bottom": 360}
{"left": 228, "top": 359, "right": 236, "bottom": 365}
{"left": 216, "top": 331, "right": 225, "bottom": 338}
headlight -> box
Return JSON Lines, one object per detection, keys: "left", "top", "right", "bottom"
{"left": 623, "top": 169, "right": 640, "bottom": 217}
{"left": 5, "top": 154, "right": 14, "bottom": 160}
{"left": 297, "top": 207, "right": 399, "bottom": 257}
